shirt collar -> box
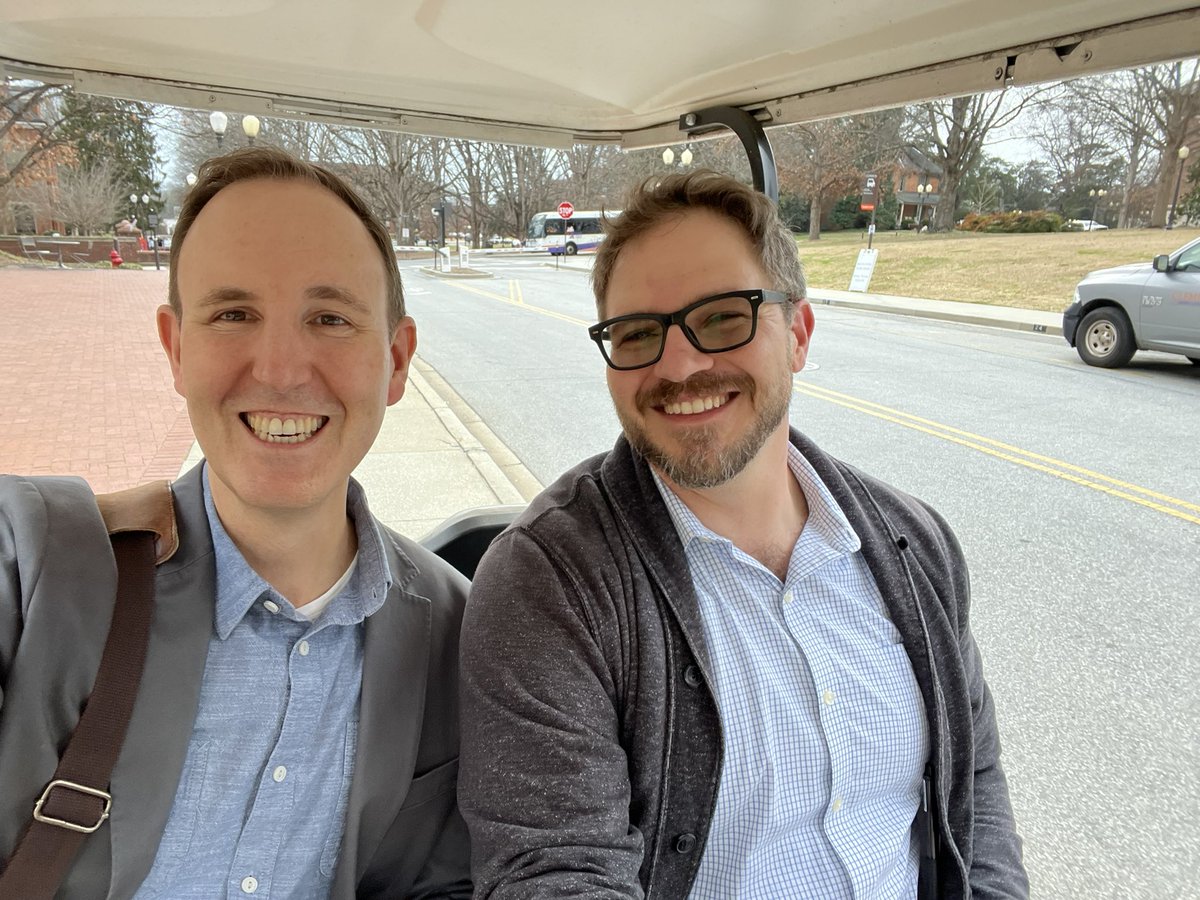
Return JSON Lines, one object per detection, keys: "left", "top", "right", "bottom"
{"left": 650, "top": 442, "right": 861, "bottom": 557}
{"left": 203, "top": 463, "right": 393, "bottom": 638}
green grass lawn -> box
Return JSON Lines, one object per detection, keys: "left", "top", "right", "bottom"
{"left": 797, "top": 227, "right": 1200, "bottom": 312}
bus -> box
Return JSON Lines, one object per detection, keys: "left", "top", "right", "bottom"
{"left": 526, "top": 210, "right": 618, "bottom": 256}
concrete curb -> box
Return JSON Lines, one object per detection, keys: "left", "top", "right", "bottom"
{"left": 418, "top": 267, "right": 494, "bottom": 280}
{"left": 410, "top": 358, "right": 543, "bottom": 503}
{"left": 807, "top": 289, "right": 1064, "bottom": 337}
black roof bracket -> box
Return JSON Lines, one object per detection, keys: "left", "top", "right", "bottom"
{"left": 678, "top": 106, "right": 779, "bottom": 203}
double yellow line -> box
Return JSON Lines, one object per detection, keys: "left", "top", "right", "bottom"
{"left": 440, "top": 276, "right": 1200, "bottom": 527}
{"left": 447, "top": 278, "right": 589, "bottom": 327}
{"left": 794, "top": 381, "right": 1200, "bottom": 526}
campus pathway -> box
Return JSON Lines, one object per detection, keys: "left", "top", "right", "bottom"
{"left": 0, "top": 268, "right": 193, "bottom": 493}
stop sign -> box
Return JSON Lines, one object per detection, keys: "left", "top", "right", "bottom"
{"left": 557, "top": 201, "right": 574, "bottom": 219}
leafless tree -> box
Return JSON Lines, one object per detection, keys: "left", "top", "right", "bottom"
{"left": 1139, "top": 60, "right": 1200, "bottom": 226}
{"left": 0, "top": 81, "right": 76, "bottom": 193}
{"left": 1029, "top": 89, "right": 1119, "bottom": 196}
{"left": 775, "top": 119, "right": 863, "bottom": 239}
{"left": 1068, "top": 70, "right": 1163, "bottom": 226}
{"left": 908, "top": 87, "right": 1049, "bottom": 230}
{"left": 488, "top": 144, "right": 565, "bottom": 238}
{"left": 331, "top": 129, "right": 440, "bottom": 242}
{"left": 52, "top": 159, "right": 126, "bottom": 234}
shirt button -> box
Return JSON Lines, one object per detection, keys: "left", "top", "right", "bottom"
{"left": 272, "top": 765, "right": 287, "bottom": 783}
{"left": 241, "top": 875, "right": 258, "bottom": 894}
{"left": 674, "top": 832, "right": 697, "bottom": 854}
{"left": 831, "top": 797, "right": 843, "bottom": 813}
{"left": 782, "top": 589, "right": 794, "bottom": 605}
{"left": 823, "top": 689, "right": 835, "bottom": 705}
{"left": 683, "top": 665, "right": 703, "bottom": 688}
{"left": 263, "top": 600, "right": 280, "bottom": 614}
{"left": 298, "top": 640, "right": 310, "bottom": 656}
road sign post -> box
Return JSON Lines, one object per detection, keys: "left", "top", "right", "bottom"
{"left": 556, "top": 201, "right": 574, "bottom": 268}
{"left": 859, "top": 173, "right": 878, "bottom": 250}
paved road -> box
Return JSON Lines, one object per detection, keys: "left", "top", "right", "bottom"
{"left": 404, "top": 257, "right": 1200, "bottom": 900}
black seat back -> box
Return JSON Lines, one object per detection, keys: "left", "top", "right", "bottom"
{"left": 420, "top": 505, "right": 524, "bottom": 579}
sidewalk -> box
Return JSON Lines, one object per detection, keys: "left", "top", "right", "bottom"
{"left": 1, "top": 258, "right": 1061, "bottom": 539}
{"left": 551, "top": 254, "right": 1064, "bottom": 335}
{"left": 0, "top": 267, "right": 540, "bottom": 541}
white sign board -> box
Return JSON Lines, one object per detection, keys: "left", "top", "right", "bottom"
{"left": 459, "top": 244, "right": 470, "bottom": 269}
{"left": 848, "top": 248, "right": 878, "bottom": 292}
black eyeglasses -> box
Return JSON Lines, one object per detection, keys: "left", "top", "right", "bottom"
{"left": 588, "top": 289, "right": 793, "bottom": 371}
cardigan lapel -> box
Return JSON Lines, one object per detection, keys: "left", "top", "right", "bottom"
{"left": 106, "top": 466, "right": 217, "bottom": 899}
{"left": 601, "top": 437, "right": 719, "bottom": 683}
{"left": 333, "top": 539, "right": 430, "bottom": 896}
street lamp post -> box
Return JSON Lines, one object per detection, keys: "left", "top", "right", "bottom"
{"left": 1167, "top": 145, "right": 1191, "bottom": 229}
{"left": 916, "top": 183, "right": 930, "bottom": 226}
{"left": 431, "top": 203, "right": 446, "bottom": 270}
{"left": 1089, "top": 188, "right": 1108, "bottom": 229}
{"left": 142, "top": 193, "right": 162, "bottom": 271}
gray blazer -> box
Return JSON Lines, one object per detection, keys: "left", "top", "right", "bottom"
{"left": 0, "top": 465, "right": 472, "bottom": 899}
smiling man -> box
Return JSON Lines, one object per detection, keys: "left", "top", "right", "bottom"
{"left": 459, "top": 171, "right": 1027, "bottom": 899}
{"left": 0, "top": 147, "right": 471, "bottom": 898}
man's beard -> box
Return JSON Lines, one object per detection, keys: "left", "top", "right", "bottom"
{"left": 616, "top": 367, "right": 793, "bottom": 490}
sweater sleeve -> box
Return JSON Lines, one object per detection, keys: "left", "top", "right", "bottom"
{"left": 458, "top": 526, "right": 645, "bottom": 899}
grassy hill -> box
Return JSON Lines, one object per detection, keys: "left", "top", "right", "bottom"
{"left": 797, "top": 227, "right": 1200, "bottom": 312}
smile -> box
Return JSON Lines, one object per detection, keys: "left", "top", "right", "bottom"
{"left": 242, "top": 412, "right": 328, "bottom": 444}
{"left": 662, "top": 394, "right": 730, "bottom": 416}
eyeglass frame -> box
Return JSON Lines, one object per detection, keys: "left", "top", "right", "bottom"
{"left": 587, "top": 289, "right": 794, "bottom": 371}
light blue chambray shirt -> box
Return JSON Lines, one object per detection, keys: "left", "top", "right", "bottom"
{"left": 653, "top": 444, "right": 929, "bottom": 900}
{"left": 133, "top": 465, "right": 392, "bottom": 900}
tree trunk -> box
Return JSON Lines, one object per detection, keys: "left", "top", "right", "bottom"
{"left": 931, "top": 170, "right": 960, "bottom": 231}
{"left": 808, "top": 195, "right": 822, "bottom": 240}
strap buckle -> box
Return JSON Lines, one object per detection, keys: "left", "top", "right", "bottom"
{"left": 33, "top": 779, "right": 112, "bottom": 833}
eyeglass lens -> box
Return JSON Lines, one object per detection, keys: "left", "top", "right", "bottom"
{"left": 604, "top": 294, "right": 756, "bottom": 369}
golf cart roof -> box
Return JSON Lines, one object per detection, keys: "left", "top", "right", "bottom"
{"left": 2, "top": 1, "right": 1198, "bottom": 149}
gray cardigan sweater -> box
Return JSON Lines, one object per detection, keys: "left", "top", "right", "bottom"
{"left": 460, "top": 429, "right": 1027, "bottom": 899}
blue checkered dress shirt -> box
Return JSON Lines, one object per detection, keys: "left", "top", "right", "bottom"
{"left": 653, "top": 444, "right": 929, "bottom": 899}
{"left": 133, "top": 465, "right": 392, "bottom": 899}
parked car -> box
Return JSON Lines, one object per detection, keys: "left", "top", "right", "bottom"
{"left": 1066, "top": 219, "right": 1109, "bottom": 231}
{"left": 1062, "top": 237, "right": 1200, "bottom": 367}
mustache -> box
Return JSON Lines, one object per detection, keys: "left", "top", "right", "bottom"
{"left": 636, "top": 372, "right": 754, "bottom": 409}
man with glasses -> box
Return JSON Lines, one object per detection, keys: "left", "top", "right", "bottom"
{"left": 459, "top": 171, "right": 1027, "bottom": 898}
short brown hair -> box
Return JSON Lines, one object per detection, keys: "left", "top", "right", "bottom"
{"left": 168, "top": 146, "right": 404, "bottom": 330}
{"left": 592, "top": 170, "right": 806, "bottom": 317}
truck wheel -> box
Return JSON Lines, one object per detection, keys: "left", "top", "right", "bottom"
{"left": 1077, "top": 307, "right": 1136, "bottom": 368}
{"left": 565, "top": 242, "right": 578, "bottom": 256}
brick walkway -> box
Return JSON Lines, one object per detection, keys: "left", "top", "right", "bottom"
{"left": 0, "top": 266, "right": 194, "bottom": 493}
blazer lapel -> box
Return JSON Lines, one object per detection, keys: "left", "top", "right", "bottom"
{"left": 106, "top": 466, "right": 216, "bottom": 899}
{"left": 334, "top": 541, "right": 431, "bottom": 895}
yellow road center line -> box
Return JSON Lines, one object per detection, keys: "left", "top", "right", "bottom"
{"left": 444, "top": 278, "right": 588, "bottom": 327}
{"left": 793, "top": 382, "right": 1200, "bottom": 525}
{"left": 436, "top": 278, "right": 1199, "bottom": 525}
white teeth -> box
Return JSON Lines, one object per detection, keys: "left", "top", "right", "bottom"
{"left": 664, "top": 394, "right": 728, "bottom": 416}
{"left": 245, "top": 413, "right": 327, "bottom": 443}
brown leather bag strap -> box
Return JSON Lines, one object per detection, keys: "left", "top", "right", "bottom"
{"left": 0, "top": 481, "right": 173, "bottom": 899}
